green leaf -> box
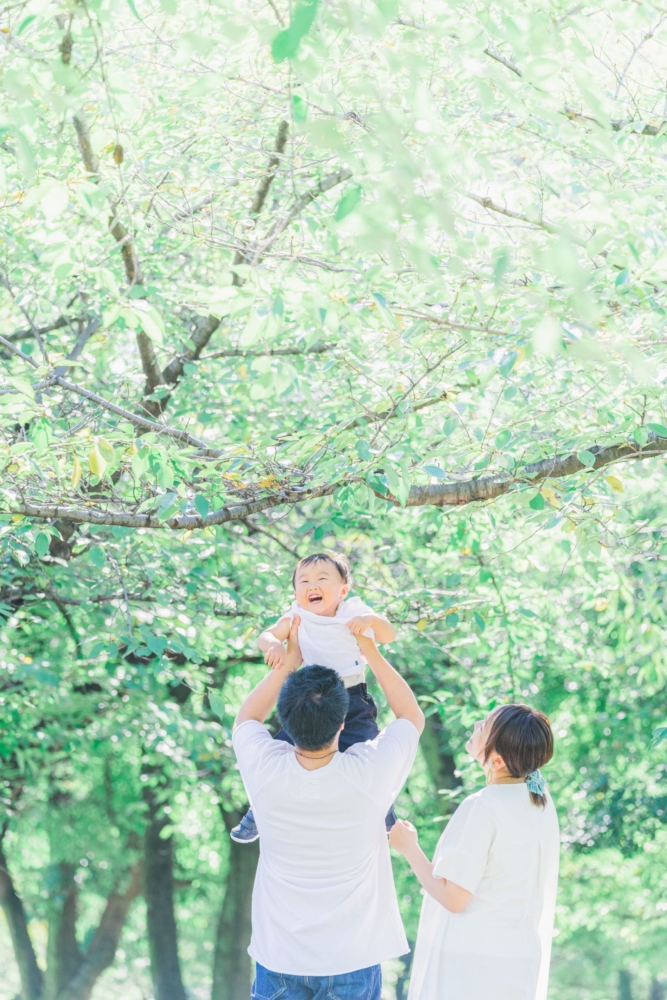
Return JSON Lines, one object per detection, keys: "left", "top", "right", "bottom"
{"left": 272, "top": 0, "right": 320, "bottom": 62}
{"left": 519, "top": 607, "right": 539, "bottom": 618}
{"left": 17, "top": 14, "right": 37, "bottom": 33}
{"left": 147, "top": 634, "right": 167, "bottom": 657}
{"left": 40, "top": 182, "right": 68, "bottom": 222}
{"left": 126, "top": 0, "right": 141, "bottom": 19}
{"left": 355, "top": 439, "right": 372, "bottom": 461}
{"left": 194, "top": 494, "right": 210, "bottom": 519}
{"left": 499, "top": 351, "right": 517, "bottom": 378}
{"left": 89, "top": 545, "right": 106, "bottom": 568}
{"left": 651, "top": 725, "right": 667, "bottom": 748}
{"left": 334, "top": 186, "right": 362, "bottom": 221}
{"left": 493, "top": 248, "right": 510, "bottom": 285}
{"left": 423, "top": 465, "right": 446, "bottom": 479}
{"left": 473, "top": 611, "right": 486, "bottom": 631}
{"left": 633, "top": 427, "right": 649, "bottom": 446}
{"left": 239, "top": 312, "right": 265, "bottom": 347}
{"left": 31, "top": 418, "right": 52, "bottom": 456}
{"left": 495, "top": 429, "right": 512, "bottom": 450}
{"left": 442, "top": 415, "right": 459, "bottom": 437}
{"left": 34, "top": 532, "right": 50, "bottom": 558}
{"left": 135, "top": 304, "right": 165, "bottom": 346}
{"left": 647, "top": 423, "right": 667, "bottom": 438}
{"left": 292, "top": 95, "right": 308, "bottom": 122}
{"left": 208, "top": 691, "right": 227, "bottom": 721}
{"left": 529, "top": 492, "right": 545, "bottom": 510}
{"left": 577, "top": 450, "right": 596, "bottom": 468}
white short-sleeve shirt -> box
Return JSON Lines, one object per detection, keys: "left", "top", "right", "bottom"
{"left": 232, "top": 717, "right": 420, "bottom": 976}
{"left": 279, "top": 595, "right": 376, "bottom": 679}
{"left": 409, "top": 784, "right": 560, "bottom": 1000}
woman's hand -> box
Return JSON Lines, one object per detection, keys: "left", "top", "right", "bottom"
{"left": 389, "top": 819, "right": 419, "bottom": 855}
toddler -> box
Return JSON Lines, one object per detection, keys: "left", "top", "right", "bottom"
{"left": 230, "top": 552, "right": 398, "bottom": 843}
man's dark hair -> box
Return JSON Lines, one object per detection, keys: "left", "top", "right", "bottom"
{"left": 291, "top": 552, "right": 350, "bottom": 588}
{"left": 278, "top": 665, "right": 350, "bottom": 751}
{"left": 483, "top": 703, "right": 554, "bottom": 807}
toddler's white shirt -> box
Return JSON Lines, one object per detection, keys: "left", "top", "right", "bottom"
{"left": 279, "top": 595, "right": 376, "bottom": 679}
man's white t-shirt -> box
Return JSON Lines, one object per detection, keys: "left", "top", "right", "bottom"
{"left": 278, "top": 595, "right": 376, "bottom": 679}
{"left": 232, "top": 717, "right": 419, "bottom": 976}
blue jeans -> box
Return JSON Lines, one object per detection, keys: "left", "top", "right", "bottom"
{"left": 252, "top": 963, "right": 382, "bottom": 1000}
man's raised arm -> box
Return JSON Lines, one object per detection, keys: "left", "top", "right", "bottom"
{"left": 355, "top": 635, "right": 425, "bottom": 734}
{"left": 233, "top": 616, "right": 302, "bottom": 730}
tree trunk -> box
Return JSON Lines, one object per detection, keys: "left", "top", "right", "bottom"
{"left": 649, "top": 980, "right": 666, "bottom": 1000}
{"left": 0, "top": 835, "right": 44, "bottom": 1000}
{"left": 211, "top": 809, "right": 259, "bottom": 1000}
{"left": 419, "top": 716, "right": 461, "bottom": 809}
{"left": 619, "top": 970, "right": 633, "bottom": 1000}
{"left": 143, "top": 779, "right": 187, "bottom": 1000}
{"left": 56, "top": 863, "right": 141, "bottom": 1000}
{"left": 44, "top": 865, "right": 82, "bottom": 1000}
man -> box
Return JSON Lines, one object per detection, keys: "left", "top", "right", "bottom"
{"left": 232, "top": 615, "right": 425, "bottom": 1000}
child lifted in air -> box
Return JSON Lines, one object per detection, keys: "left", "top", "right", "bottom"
{"left": 230, "top": 552, "right": 398, "bottom": 843}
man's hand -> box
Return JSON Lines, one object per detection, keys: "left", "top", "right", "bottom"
{"left": 234, "top": 616, "right": 302, "bottom": 729}
{"left": 389, "top": 819, "right": 419, "bottom": 855}
{"left": 284, "top": 614, "right": 302, "bottom": 672}
{"left": 264, "top": 640, "right": 286, "bottom": 670}
{"left": 346, "top": 614, "right": 375, "bottom": 636}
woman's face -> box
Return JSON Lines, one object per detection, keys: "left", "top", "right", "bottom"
{"left": 466, "top": 717, "right": 487, "bottom": 762}
{"left": 466, "top": 709, "right": 500, "bottom": 764}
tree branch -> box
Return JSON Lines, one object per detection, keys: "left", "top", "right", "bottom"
{"left": 5, "top": 313, "right": 88, "bottom": 346}
{"left": 6, "top": 431, "right": 667, "bottom": 529}
{"left": 53, "top": 316, "right": 102, "bottom": 378}
{"left": 145, "top": 120, "right": 290, "bottom": 416}
{"left": 200, "top": 342, "right": 332, "bottom": 361}
{"left": 484, "top": 44, "right": 522, "bottom": 77}
{"left": 463, "top": 192, "right": 589, "bottom": 246}
{"left": 0, "top": 333, "right": 228, "bottom": 457}
{"left": 260, "top": 168, "right": 353, "bottom": 253}
{"left": 5, "top": 482, "right": 339, "bottom": 530}
{"left": 398, "top": 433, "right": 667, "bottom": 508}
{"left": 482, "top": 45, "right": 667, "bottom": 136}
{"left": 5, "top": 587, "right": 152, "bottom": 607}
{"left": 72, "top": 111, "right": 163, "bottom": 395}
{"left": 240, "top": 517, "right": 301, "bottom": 558}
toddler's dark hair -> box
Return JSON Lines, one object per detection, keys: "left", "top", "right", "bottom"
{"left": 483, "top": 704, "right": 554, "bottom": 807}
{"left": 292, "top": 552, "right": 351, "bottom": 588}
{"left": 278, "top": 665, "right": 350, "bottom": 751}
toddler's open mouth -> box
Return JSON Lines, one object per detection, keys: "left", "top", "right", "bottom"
{"left": 308, "top": 594, "right": 323, "bottom": 605}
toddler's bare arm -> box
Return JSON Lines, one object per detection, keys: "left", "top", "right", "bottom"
{"left": 257, "top": 617, "right": 292, "bottom": 669}
{"left": 346, "top": 614, "right": 397, "bottom": 643}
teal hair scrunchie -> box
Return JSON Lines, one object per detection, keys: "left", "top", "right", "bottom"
{"left": 526, "top": 769, "right": 547, "bottom": 795}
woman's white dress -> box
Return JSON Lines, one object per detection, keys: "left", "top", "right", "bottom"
{"left": 408, "top": 784, "right": 560, "bottom": 1000}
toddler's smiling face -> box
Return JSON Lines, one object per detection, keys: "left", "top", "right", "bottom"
{"left": 294, "top": 559, "right": 349, "bottom": 617}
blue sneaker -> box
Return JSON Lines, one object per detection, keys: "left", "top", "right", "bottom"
{"left": 230, "top": 809, "right": 259, "bottom": 843}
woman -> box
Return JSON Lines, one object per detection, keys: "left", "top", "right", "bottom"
{"left": 390, "top": 704, "right": 559, "bottom": 1000}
